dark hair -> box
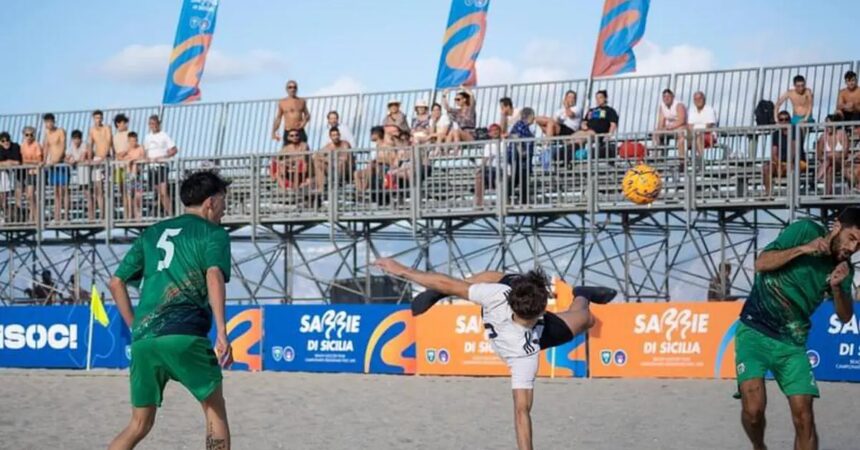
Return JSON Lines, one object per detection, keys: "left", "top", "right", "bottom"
{"left": 41, "top": 270, "right": 51, "bottom": 280}
{"left": 500, "top": 97, "right": 513, "bottom": 108}
{"left": 114, "top": 113, "right": 129, "bottom": 125}
{"left": 327, "top": 110, "right": 339, "bottom": 120}
{"left": 597, "top": 90, "right": 608, "bottom": 98}
{"left": 148, "top": 114, "right": 161, "bottom": 124}
{"left": 778, "top": 110, "right": 791, "bottom": 119}
{"left": 42, "top": 113, "right": 55, "bottom": 122}
{"left": 0, "top": 132, "right": 10, "bottom": 141}
{"left": 838, "top": 207, "right": 860, "bottom": 229}
{"left": 565, "top": 90, "right": 577, "bottom": 97}
{"left": 507, "top": 269, "right": 550, "bottom": 320}
{"left": 662, "top": 88, "right": 674, "bottom": 96}
{"left": 93, "top": 110, "right": 103, "bottom": 117}
{"left": 846, "top": 71, "right": 857, "bottom": 81}
{"left": 521, "top": 107, "right": 535, "bottom": 120}
{"left": 793, "top": 75, "right": 806, "bottom": 84}
{"left": 370, "top": 125, "right": 385, "bottom": 138}
{"left": 825, "top": 114, "right": 840, "bottom": 123}
{"left": 432, "top": 102, "right": 442, "bottom": 110}
{"left": 71, "top": 130, "right": 83, "bottom": 139}
{"left": 128, "top": 131, "right": 138, "bottom": 139}
{"left": 329, "top": 126, "right": 340, "bottom": 135}
{"left": 180, "top": 170, "right": 231, "bottom": 207}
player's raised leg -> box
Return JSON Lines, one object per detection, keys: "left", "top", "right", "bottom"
{"left": 108, "top": 407, "right": 156, "bottom": 450}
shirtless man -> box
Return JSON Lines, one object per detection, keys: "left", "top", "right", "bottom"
{"left": 271, "top": 80, "right": 310, "bottom": 145}
{"left": 354, "top": 126, "right": 397, "bottom": 193}
{"left": 20, "top": 126, "right": 43, "bottom": 224}
{"left": 88, "top": 110, "right": 112, "bottom": 220}
{"left": 276, "top": 130, "right": 310, "bottom": 190}
{"left": 113, "top": 114, "right": 130, "bottom": 218}
{"left": 775, "top": 75, "right": 815, "bottom": 125}
{"left": 312, "top": 127, "right": 353, "bottom": 193}
{"left": 836, "top": 71, "right": 860, "bottom": 123}
{"left": 42, "top": 113, "right": 69, "bottom": 223}
{"left": 120, "top": 132, "right": 146, "bottom": 220}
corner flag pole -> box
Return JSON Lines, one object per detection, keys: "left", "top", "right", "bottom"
{"left": 86, "top": 296, "right": 94, "bottom": 371}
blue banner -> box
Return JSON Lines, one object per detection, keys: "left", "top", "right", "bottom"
{"left": 434, "top": 0, "right": 490, "bottom": 89}
{"left": 591, "top": 0, "right": 650, "bottom": 77}
{"left": 263, "top": 305, "right": 415, "bottom": 374}
{"left": 806, "top": 301, "right": 860, "bottom": 382}
{"left": 162, "top": 0, "right": 220, "bottom": 104}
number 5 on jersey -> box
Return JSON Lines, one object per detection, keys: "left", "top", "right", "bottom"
{"left": 157, "top": 228, "right": 183, "bottom": 271}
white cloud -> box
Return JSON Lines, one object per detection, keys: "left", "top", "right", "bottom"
{"left": 99, "top": 44, "right": 287, "bottom": 84}
{"left": 311, "top": 76, "right": 366, "bottom": 96}
{"left": 475, "top": 57, "right": 518, "bottom": 86}
{"left": 635, "top": 40, "right": 716, "bottom": 75}
{"left": 520, "top": 67, "right": 571, "bottom": 83}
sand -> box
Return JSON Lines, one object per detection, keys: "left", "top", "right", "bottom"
{"left": 0, "top": 369, "right": 857, "bottom": 450}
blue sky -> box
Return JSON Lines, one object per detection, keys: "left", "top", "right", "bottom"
{"left": 0, "top": 0, "right": 857, "bottom": 114}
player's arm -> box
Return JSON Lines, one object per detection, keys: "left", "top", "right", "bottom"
{"left": 109, "top": 276, "right": 135, "bottom": 328}
{"left": 374, "top": 257, "right": 470, "bottom": 300}
{"left": 111, "top": 238, "right": 145, "bottom": 328}
{"left": 755, "top": 223, "right": 837, "bottom": 272}
{"left": 830, "top": 262, "right": 854, "bottom": 323}
{"left": 512, "top": 389, "right": 534, "bottom": 450}
{"left": 206, "top": 229, "right": 234, "bottom": 367}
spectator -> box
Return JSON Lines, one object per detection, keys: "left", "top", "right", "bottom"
{"left": 775, "top": 75, "right": 814, "bottom": 125}
{"left": 816, "top": 114, "right": 850, "bottom": 196}
{"left": 276, "top": 129, "right": 310, "bottom": 190}
{"left": 475, "top": 123, "right": 502, "bottom": 207}
{"left": 498, "top": 97, "right": 521, "bottom": 138}
{"left": 707, "top": 263, "right": 733, "bottom": 301}
{"left": 429, "top": 102, "right": 451, "bottom": 144}
{"left": 354, "top": 126, "right": 396, "bottom": 193}
{"left": 583, "top": 90, "right": 619, "bottom": 135}
{"left": 143, "top": 115, "right": 178, "bottom": 216}
{"left": 326, "top": 110, "right": 355, "bottom": 147}
{"left": 66, "top": 129, "right": 92, "bottom": 220}
{"left": 382, "top": 99, "right": 410, "bottom": 140}
{"left": 88, "top": 110, "right": 111, "bottom": 220}
{"left": 442, "top": 88, "right": 477, "bottom": 143}
{"left": 113, "top": 114, "right": 130, "bottom": 218}
{"left": 32, "top": 270, "right": 57, "bottom": 305}
{"left": 536, "top": 90, "right": 582, "bottom": 138}
{"left": 66, "top": 275, "right": 90, "bottom": 305}
{"left": 272, "top": 80, "right": 310, "bottom": 145}
{"left": 653, "top": 89, "right": 688, "bottom": 154}
{"left": 121, "top": 132, "right": 146, "bottom": 219}
{"left": 312, "top": 127, "right": 353, "bottom": 193}
{"left": 386, "top": 129, "right": 428, "bottom": 190}
{"left": 42, "top": 113, "right": 69, "bottom": 223}
{"left": 410, "top": 100, "right": 432, "bottom": 144}
{"left": 21, "top": 126, "right": 43, "bottom": 223}
{"left": 687, "top": 91, "right": 719, "bottom": 155}
{"left": 836, "top": 70, "right": 860, "bottom": 123}
{"left": 763, "top": 111, "right": 806, "bottom": 196}
{"left": 508, "top": 108, "right": 536, "bottom": 202}
{"left": 0, "top": 131, "right": 23, "bottom": 222}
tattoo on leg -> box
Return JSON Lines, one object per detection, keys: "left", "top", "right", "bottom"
{"left": 206, "top": 435, "right": 227, "bottom": 450}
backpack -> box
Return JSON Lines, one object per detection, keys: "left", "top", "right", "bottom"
{"left": 755, "top": 100, "right": 775, "bottom": 126}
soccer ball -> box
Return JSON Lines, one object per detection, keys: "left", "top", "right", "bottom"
{"left": 622, "top": 164, "right": 662, "bottom": 204}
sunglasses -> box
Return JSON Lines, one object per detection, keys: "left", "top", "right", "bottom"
{"left": 0, "top": 140, "right": 8, "bottom": 144}
{"left": 778, "top": 118, "right": 790, "bottom": 123}
{"left": 288, "top": 134, "right": 299, "bottom": 137}
{"left": 287, "top": 86, "right": 297, "bottom": 90}
{"left": 24, "top": 133, "right": 34, "bottom": 137}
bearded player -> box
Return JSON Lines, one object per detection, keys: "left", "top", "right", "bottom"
{"left": 108, "top": 170, "right": 234, "bottom": 450}
{"left": 374, "top": 259, "right": 615, "bottom": 450}
{"left": 736, "top": 207, "right": 860, "bottom": 450}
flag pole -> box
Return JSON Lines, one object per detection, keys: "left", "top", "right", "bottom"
{"left": 86, "top": 303, "right": 94, "bottom": 371}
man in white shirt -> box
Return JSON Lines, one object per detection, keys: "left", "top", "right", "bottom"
{"left": 499, "top": 97, "right": 521, "bottom": 138}
{"left": 536, "top": 90, "right": 583, "bottom": 137}
{"left": 143, "top": 115, "right": 178, "bottom": 217}
{"left": 686, "top": 91, "right": 719, "bottom": 155}
{"left": 374, "top": 258, "right": 614, "bottom": 450}
{"left": 653, "top": 88, "right": 688, "bottom": 155}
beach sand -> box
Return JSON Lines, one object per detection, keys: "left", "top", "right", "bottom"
{"left": 0, "top": 369, "right": 857, "bottom": 449}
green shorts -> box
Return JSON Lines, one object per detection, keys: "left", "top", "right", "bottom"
{"left": 734, "top": 322, "right": 819, "bottom": 398}
{"left": 130, "top": 335, "right": 222, "bottom": 408}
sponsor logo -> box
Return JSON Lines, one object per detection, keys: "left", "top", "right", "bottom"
{"left": 633, "top": 308, "right": 710, "bottom": 340}
{"left": 283, "top": 346, "right": 295, "bottom": 362}
{"left": 271, "top": 346, "right": 283, "bottom": 362}
{"left": 299, "top": 310, "right": 361, "bottom": 339}
{"left": 614, "top": 350, "right": 627, "bottom": 366}
{"left": 125, "top": 345, "right": 132, "bottom": 360}
{"left": 806, "top": 350, "right": 820, "bottom": 369}
{"left": 426, "top": 348, "right": 437, "bottom": 364}
{"left": 438, "top": 349, "right": 450, "bottom": 364}
{"left": 0, "top": 324, "right": 78, "bottom": 350}
{"left": 828, "top": 314, "right": 859, "bottom": 334}
{"left": 600, "top": 349, "right": 612, "bottom": 365}
{"left": 737, "top": 363, "right": 746, "bottom": 375}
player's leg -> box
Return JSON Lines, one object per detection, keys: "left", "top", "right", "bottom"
{"left": 739, "top": 379, "right": 768, "bottom": 450}
{"left": 201, "top": 385, "right": 231, "bottom": 450}
{"left": 110, "top": 338, "right": 168, "bottom": 450}
{"left": 508, "top": 356, "right": 539, "bottom": 450}
{"left": 787, "top": 396, "right": 817, "bottom": 450}
{"left": 735, "top": 323, "right": 772, "bottom": 450}
{"left": 772, "top": 341, "right": 819, "bottom": 450}
{"left": 109, "top": 406, "right": 157, "bottom": 450}
{"left": 550, "top": 295, "right": 594, "bottom": 336}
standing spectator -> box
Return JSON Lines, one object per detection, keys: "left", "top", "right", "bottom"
{"left": 816, "top": 114, "right": 850, "bottom": 196}
{"left": 0, "top": 132, "right": 22, "bottom": 222}
{"left": 121, "top": 132, "right": 146, "bottom": 219}
{"left": 442, "top": 88, "right": 477, "bottom": 143}
{"left": 508, "top": 108, "right": 536, "bottom": 202}
{"left": 475, "top": 123, "right": 502, "bottom": 207}
{"left": 429, "top": 103, "right": 451, "bottom": 144}
{"left": 42, "top": 113, "right": 69, "bottom": 223}
{"left": 113, "top": 114, "right": 130, "bottom": 218}
{"left": 410, "top": 100, "right": 432, "bottom": 144}
{"left": 687, "top": 91, "right": 719, "bottom": 155}
{"left": 836, "top": 71, "right": 860, "bottom": 123}
{"left": 143, "top": 115, "right": 178, "bottom": 216}
{"left": 276, "top": 129, "right": 310, "bottom": 190}
{"left": 498, "top": 97, "right": 521, "bottom": 138}
{"left": 88, "top": 110, "right": 112, "bottom": 220}
{"left": 583, "top": 90, "right": 619, "bottom": 135}
{"left": 707, "top": 263, "right": 733, "bottom": 301}
{"left": 326, "top": 110, "right": 355, "bottom": 147}
{"left": 272, "top": 80, "right": 310, "bottom": 145}
{"left": 312, "top": 127, "right": 353, "bottom": 193}
{"left": 653, "top": 89, "right": 688, "bottom": 154}
{"left": 21, "top": 126, "right": 43, "bottom": 223}
{"left": 763, "top": 111, "right": 806, "bottom": 196}
{"left": 775, "top": 75, "right": 814, "bottom": 125}
{"left": 66, "top": 130, "right": 92, "bottom": 220}
{"left": 537, "top": 90, "right": 582, "bottom": 137}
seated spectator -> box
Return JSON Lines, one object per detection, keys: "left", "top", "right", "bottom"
{"left": 763, "top": 111, "right": 807, "bottom": 196}
{"left": 775, "top": 75, "right": 814, "bottom": 125}
{"left": 313, "top": 127, "right": 353, "bottom": 193}
{"left": 687, "top": 91, "right": 718, "bottom": 155}
{"left": 143, "top": 115, "right": 178, "bottom": 216}
{"left": 836, "top": 71, "right": 860, "bottom": 123}
{"left": 326, "top": 110, "right": 355, "bottom": 148}
{"left": 816, "top": 114, "right": 850, "bottom": 196}
{"left": 653, "top": 89, "right": 688, "bottom": 154}
{"left": 121, "top": 132, "right": 146, "bottom": 219}
{"left": 0, "top": 132, "right": 23, "bottom": 222}
{"left": 354, "top": 126, "right": 397, "bottom": 193}
{"left": 536, "top": 90, "right": 582, "bottom": 138}
{"left": 20, "top": 126, "right": 43, "bottom": 223}
{"left": 66, "top": 130, "right": 92, "bottom": 220}
{"left": 276, "top": 129, "right": 310, "bottom": 190}
{"left": 442, "top": 88, "right": 477, "bottom": 143}
{"left": 583, "top": 90, "right": 619, "bottom": 136}
{"left": 429, "top": 102, "right": 451, "bottom": 144}
{"left": 508, "top": 108, "right": 536, "bottom": 201}
{"left": 707, "top": 263, "right": 733, "bottom": 301}
{"left": 475, "top": 124, "right": 502, "bottom": 207}
{"left": 66, "top": 275, "right": 90, "bottom": 305}
{"left": 32, "top": 270, "right": 57, "bottom": 305}
{"left": 410, "top": 100, "right": 432, "bottom": 145}
{"left": 382, "top": 99, "right": 409, "bottom": 139}
{"left": 498, "top": 97, "right": 520, "bottom": 138}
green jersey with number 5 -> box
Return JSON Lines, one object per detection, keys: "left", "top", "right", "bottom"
{"left": 115, "top": 214, "right": 232, "bottom": 341}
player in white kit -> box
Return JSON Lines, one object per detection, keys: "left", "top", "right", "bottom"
{"left": 374, "top": 258, "right": 614, "bottom": 450}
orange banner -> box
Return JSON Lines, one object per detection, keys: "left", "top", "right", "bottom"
{"left": 416, "top": 304, "right": 586, "bottom": 378}
{"left": 589, "top": 302, "right": 742, "bottom": 378}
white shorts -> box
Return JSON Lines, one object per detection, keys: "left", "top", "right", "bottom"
{"left": 507, "top": 354, "right": 539, "bottom": 390}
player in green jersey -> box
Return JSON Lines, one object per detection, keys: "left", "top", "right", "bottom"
{"left": 108, "top": 170, "right": 234, "bottom": 450}
{"left": 737, "top": 207, "right": 860, "bottom": 450}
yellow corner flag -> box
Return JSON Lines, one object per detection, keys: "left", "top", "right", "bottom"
{"left": 90, "top": 284, "right": 110, "bottom": 327}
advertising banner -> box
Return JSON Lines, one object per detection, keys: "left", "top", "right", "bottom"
{"left": 207, "top": 305, "right": 262, "bottom": 372}
{"left": 589, "top": 302, "right": 742, "bottom": 378}
{"left": 263, "top": 305, "right": 415, "bottom": 374}
{"left": 415, "top": 305, "right": 586, "bottom": 378}
{"left": 806, "top": 301, "right": 860, "bottom": 382}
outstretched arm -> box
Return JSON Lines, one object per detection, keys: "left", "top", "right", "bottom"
{"left": 374, "top": 258, "right": 470, "bottom": 299}
{"left": 513, "top": 389, "right": 534, "bottom": 450}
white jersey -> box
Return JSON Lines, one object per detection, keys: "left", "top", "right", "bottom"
{"left": 469, "top": 283, "right": 544, "bottom": 389}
